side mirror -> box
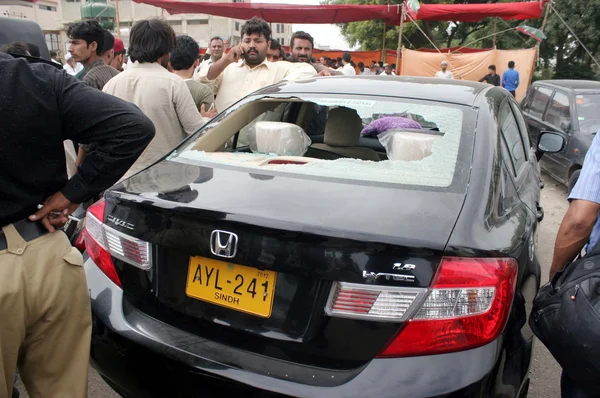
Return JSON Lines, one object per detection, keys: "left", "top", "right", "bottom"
{"left": 536, "top": 131, "right": 566, "bottom": 161}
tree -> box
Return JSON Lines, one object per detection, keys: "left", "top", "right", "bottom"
{"left": 539, "top": 0, "right": 600, "bottom": 79}
{"left": 322, "top": 0, "right": 521, "bottom": 51}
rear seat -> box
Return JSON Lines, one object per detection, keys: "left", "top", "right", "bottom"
{"left": 307, "top": 107, "right": 380, "bottom": 161}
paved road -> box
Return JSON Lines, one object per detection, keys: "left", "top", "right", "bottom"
{"left": 527, "top": 173, "right": 567, "bottom": 398}
{"left": 14, "top": 173, "right": 567, "bottom": 398}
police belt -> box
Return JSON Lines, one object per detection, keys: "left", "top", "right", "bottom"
{"left": 0, "top": 218, "right": 49, "bottom": 251}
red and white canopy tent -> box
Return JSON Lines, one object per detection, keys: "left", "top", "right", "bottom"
{"left": 130, "top": 0, "right": 547, "bottom": 25}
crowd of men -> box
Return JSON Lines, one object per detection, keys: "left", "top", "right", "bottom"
{"left": 1, "top": 11, "right": 599, "bottom": 398}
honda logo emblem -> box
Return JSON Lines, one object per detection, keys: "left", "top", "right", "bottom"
{"left": 210, "top": 230, "right": 238, "bottom": 258}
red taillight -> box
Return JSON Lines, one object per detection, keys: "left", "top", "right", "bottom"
{"left": 377, "top": 257, "right": 518, "bottom": 358}
{"left": 84, "top": 199, "right": 122, "bottom": 288}
{"left": 74, "top": 230, "right": 86, "bottom": 252}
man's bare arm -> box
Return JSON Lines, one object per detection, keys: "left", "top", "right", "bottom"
{"left": 550, "top": 199, "right": 600, "bottom": 278}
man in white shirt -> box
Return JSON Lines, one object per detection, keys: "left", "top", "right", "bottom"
{"left": 50, "top": 50, "right": 61, "bottom": 65}
{"left": 206, "top": 17, "right": 316, "bottom": 113}
{"left": 381, "top": 64, "right": 395, "bottom": 76}
{"left": 435, "top": 60, "right": 454, "bottom": 79}
{"left": 341, "top": 52, "right": 356, "bottom": 76}
{"left": 63, "top": 52, "right": 83, "bottom": 75}
{"left": 103, "top": 19, "right": 216, "bottom": 179}
{"left": 194, "top": 36, "right": 224, "bottom": 78}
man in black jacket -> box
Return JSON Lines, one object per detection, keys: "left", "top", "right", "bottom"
{"left": 0, "top": 52, "right": 154, "bottom": 398}
{"left": 478, "top": 64, "right": 501, "bottom": 86}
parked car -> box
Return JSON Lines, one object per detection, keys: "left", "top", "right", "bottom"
{"left": 521, "top": 79, "right": 600, "bottom": 192}
{"left": 82, "top": 76, "right": 563, "bottom": 398}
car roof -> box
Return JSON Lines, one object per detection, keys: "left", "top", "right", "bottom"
{"left": 534, "top": 79, "right": 600, "bottom": 93}
{"left": 253, "top": 76, "right": 492, "bottom": 107}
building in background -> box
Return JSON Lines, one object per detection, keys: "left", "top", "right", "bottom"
{"left": 1, "top": 0, "right": 293, "bottom": 60}
{"left": 269, "top": 22, "right": 291, "bottom": 47}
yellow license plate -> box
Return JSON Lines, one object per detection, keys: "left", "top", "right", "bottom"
{"left": 185, "top": 256, "right": 277, "bottom": 318}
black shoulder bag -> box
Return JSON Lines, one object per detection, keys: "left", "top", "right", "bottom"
{"left": 530, "top": 240, "right": 600, "bottom": 388}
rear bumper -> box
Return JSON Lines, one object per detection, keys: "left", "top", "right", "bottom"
{"left": 85, "top": 258, "right": 502, "bottom": 398}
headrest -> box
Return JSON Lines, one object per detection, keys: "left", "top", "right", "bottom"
{"left": 378, "top": 130, "right": 441, "bottom": 162}
{"left": 248, "top": 121, "right": 311, "bottom": 156}
{"left": 324, "top": 107, "right": 362, "bottom": 147}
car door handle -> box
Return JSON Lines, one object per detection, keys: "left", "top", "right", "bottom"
{"left": 536, "top": 203, "right": 544, "bottom": 222}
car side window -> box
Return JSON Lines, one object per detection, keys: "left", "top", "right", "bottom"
{"left": 529, "top": 87, "right": 553, "bottom": 119}
{"left": 499, "top": 102, "right": 527, "bottom": 175}
{"left": 510, "top": 101, "right": 532, "bottom": 150}
{"left": 521, "top": 87, "right": 536, "bottom": 111}
{"left": 544, "top": 91, "right": 571, "bottom": 131}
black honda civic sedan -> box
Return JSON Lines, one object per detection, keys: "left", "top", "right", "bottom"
{"left": 82, "top": 76, "right": 563, "bottom": 398}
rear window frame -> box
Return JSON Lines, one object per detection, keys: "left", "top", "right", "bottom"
{"left": 170, "top": 93, "right": 478, "bottom": 193}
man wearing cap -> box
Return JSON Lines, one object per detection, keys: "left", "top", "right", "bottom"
{"left": 435, "top": 60, "right": 454, "bottom": 79}
{"left": 63, "top": 52, "right": 83, "bottom": 76}
{"left": 111, "top": 38, "right": 126, "bottom": 72}
{"left": 381, "top": 64, "right": 394, "bottom": 76}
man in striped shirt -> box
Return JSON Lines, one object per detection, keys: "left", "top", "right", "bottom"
{"left": 68, "top": 21, "right": 104, "bottom": 80}
{"left": 82, "top": 30, "right": 120, "bottom": 91}
{"left": 76, "top": 31, "right": 121, "bottom": 169}
{"left": 550, "top": 131, "right": 600, "bottom": 397}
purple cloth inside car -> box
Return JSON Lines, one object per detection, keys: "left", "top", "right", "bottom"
{"left": 361, "top": 117, "right": 422, "bottom": 137}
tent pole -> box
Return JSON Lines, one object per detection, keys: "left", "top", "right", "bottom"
{"left": 536, "top": 1, "right": 551, "bottom": 65}
{"left": 115, "top": 0, "right": 121, "bottom": 38}
{"left": 493, "top": 17, "right": 497, "bottom": 48}
{"left": 382, "top": 23, "right": 387, "bottom": 62}
{"left": 395, "top": 3, "right": 405, "bottom": 74}
{"left": 541, "top": 0, "right": 551, "bottom": 32}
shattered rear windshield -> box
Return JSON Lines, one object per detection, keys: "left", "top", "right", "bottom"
{"left": 174, "top": 94, "right": 476, "bottom": 191}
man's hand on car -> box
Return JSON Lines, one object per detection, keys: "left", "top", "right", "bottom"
{"left": 201, "top": 103, "right": 217, "bottom": 119}
{"left": 29, "top": 191, "right": 79, "bottom": 232}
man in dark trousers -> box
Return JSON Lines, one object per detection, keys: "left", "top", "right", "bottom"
{"left": 0, "top": 51, "right": 154, "bottom": 397}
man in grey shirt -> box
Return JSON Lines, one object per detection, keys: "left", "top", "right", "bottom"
{"left": 170, "top": 35, "right": 214, "bottom": 111}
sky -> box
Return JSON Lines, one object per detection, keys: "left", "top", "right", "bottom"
{"left": 252, "top": 0, "right": 355, "bottom": 50}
